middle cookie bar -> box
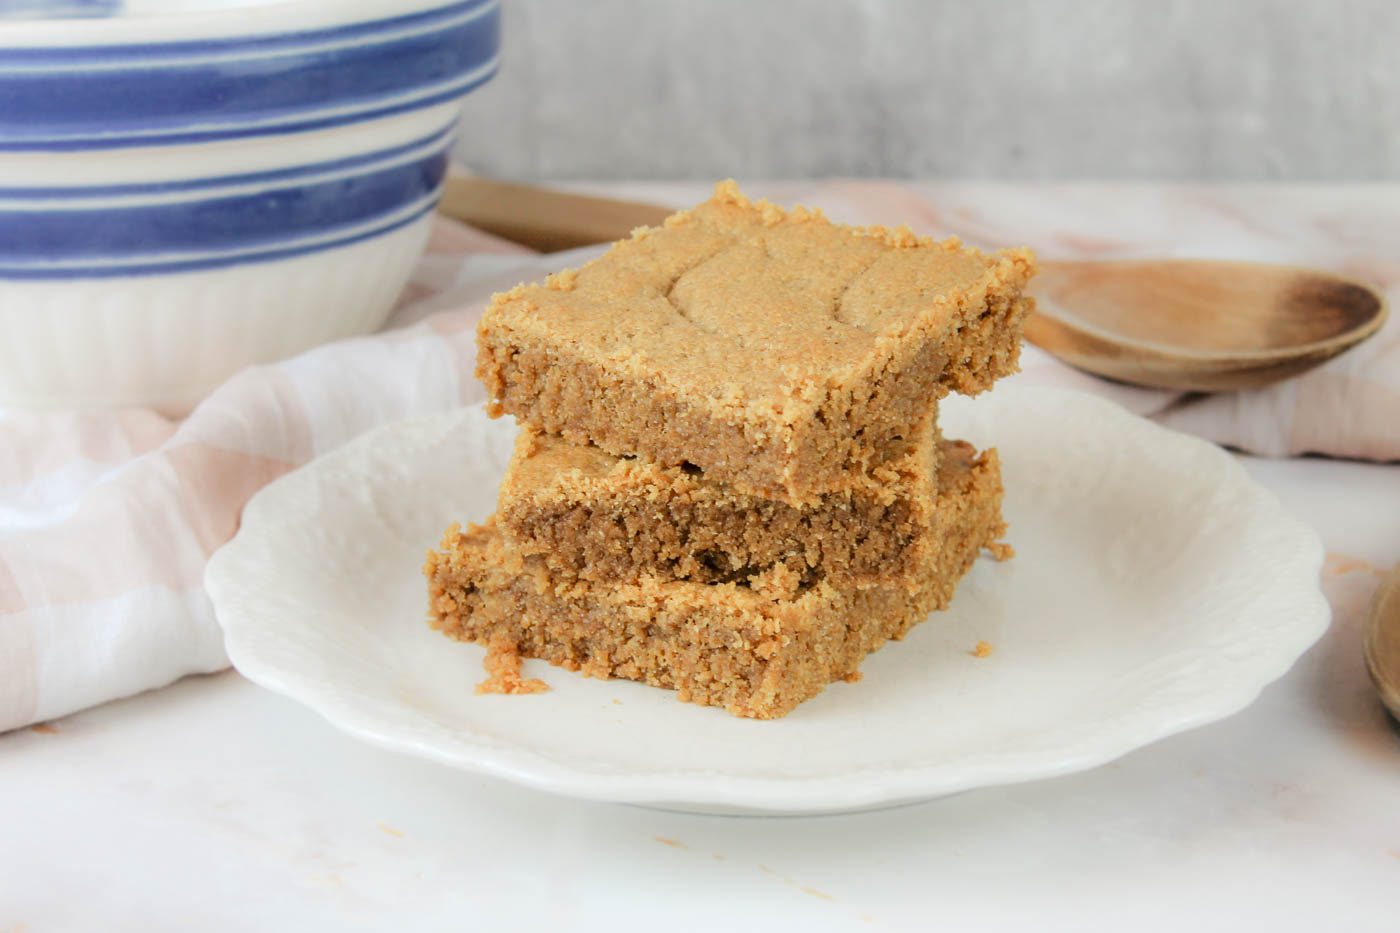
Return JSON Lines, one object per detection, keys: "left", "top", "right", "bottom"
{"left": 498, "top": 416, "right": 946, "bottom": 591}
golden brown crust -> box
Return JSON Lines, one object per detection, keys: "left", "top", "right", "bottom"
{"left": 425, "top": 445, "right": 1007, "bottom": 719}
{"left": 476, "top": 181, "right": 1034, "bottom": 504}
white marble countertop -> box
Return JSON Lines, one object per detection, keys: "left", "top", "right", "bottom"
{"left": 3, "top": 183, "right": 1399, "bottom": 931}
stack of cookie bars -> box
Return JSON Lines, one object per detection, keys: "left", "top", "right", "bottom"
{"left": 426, "top": 182, "right": 1036, "bottom": 719}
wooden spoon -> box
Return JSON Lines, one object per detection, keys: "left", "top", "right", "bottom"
{"left": 1366, "top": 564, "right": 1400, "bottom": 722}
{"left": 438, "top": 176, "right": 673, "bottom": 254}
{"left": 438, "top": 178, "right": 1388, "bottom": 391}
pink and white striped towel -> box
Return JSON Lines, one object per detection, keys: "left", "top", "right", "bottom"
{"left": 2, "top": 181, "right": 1396, "bottom": 732}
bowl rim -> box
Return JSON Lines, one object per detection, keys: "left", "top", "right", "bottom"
{"left": 0, "top": 0, "right": 489, "bottom": 47}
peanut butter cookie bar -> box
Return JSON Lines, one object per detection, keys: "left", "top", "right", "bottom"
{"left": 476, "top": 181, "right": 1034, "bottom": 504}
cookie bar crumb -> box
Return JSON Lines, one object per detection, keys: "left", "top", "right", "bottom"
{"left": 986, "top": 540, "right": 1015, "bottom": 561}
{"left": 475, "top": 634, "right": 550, "bottom": 695}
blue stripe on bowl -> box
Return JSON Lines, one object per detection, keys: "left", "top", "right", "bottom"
{"left": 0, "top": 200, "right": 439, "bottom": 279}
{"left": 0, "top": 122, "right": 456, "bottom": 201}
{"left": 0, "top": 0, "right": 124, "bottom": 20}
{"left": 0, "top": 144, "right": 449, "bottom": 278}
{"left": 4, "top": 64, "right": 496, "bottom": 153}
{"left": 0, "top": 0, "right": 498, "bottom": 150}
{"left": 0, "top": 0, "right": 492, "bottom": 65}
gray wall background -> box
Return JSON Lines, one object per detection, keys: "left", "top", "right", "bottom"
{"left": 453, "top": 0, "right": 1399, "bottom": 181}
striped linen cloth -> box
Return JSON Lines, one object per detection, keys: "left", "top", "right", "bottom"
{"left": 2, "top": 182, "right": 1396, "bottom": 732}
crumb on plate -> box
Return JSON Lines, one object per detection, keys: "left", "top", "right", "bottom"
{"left": 475, "top": 635, "right": 550, "bottom": 695}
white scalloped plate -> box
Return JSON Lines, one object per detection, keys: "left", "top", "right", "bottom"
{"left": 207, "top": 385, "right": 1329, "bottom": 815}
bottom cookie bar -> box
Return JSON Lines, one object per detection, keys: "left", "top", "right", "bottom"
{"left": 425, "top": 443, "right": 1006, "bottom": 719}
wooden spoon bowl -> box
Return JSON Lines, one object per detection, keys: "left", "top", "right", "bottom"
{"left": 1026, "top": 260, "right": 1388, "bottom": 392}
{"left": 1366, "top": 564, "right": 1400, "bottom": 722}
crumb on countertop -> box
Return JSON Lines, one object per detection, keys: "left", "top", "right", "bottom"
{"left": 972, "top": 641, "right": 994, "bottom": 658}
{"left": 1324, "top": 552, "right": 1381, "bottom": 577}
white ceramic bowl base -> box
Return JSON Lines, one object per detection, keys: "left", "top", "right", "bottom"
{"left": 0, "top": 216, "right": 430, "bottom": 413}
{"left": 207, "top": 386, "right": 1330, "bottom": 815}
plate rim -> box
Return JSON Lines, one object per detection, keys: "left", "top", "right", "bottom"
{"left": 207, "top": 385, "right": 1331, "bottom": 813}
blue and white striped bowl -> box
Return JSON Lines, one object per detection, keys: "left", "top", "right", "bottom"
{"left": 0, "top": 0, "right": 500, "bottom": 412}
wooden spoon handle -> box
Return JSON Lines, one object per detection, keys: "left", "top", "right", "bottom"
{"left": 437, "top": 175, "right": 672, "bottom": 252}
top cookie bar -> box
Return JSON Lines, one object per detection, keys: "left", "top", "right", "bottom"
{"left": 477, "top": 181, "right": 1035, "bottom": 504}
